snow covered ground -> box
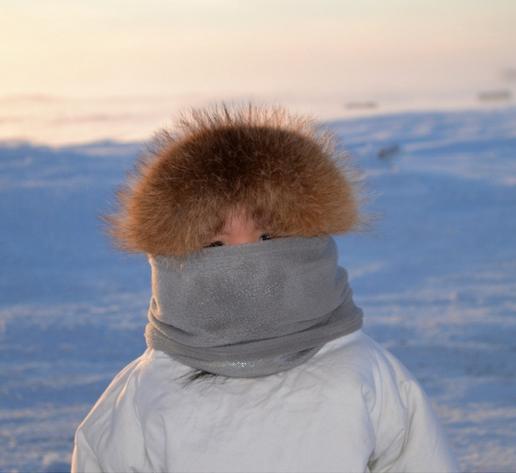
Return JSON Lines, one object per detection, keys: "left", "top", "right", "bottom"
{"left": 1, "top": 105, "right": 515, "bottom": 472}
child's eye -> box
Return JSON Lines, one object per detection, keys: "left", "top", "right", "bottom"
{"left": 204, "top": 240, "right": 224, "bottom": 248}
{"left": 203, "top": 234, "right": 273, "bottom": 248}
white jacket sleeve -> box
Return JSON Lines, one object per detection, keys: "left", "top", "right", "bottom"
{"left": 364, "top": 339, "right": 461, "bottom": 473}
{"left": 388, "top": 377, "right": 460, "bottom": 472}
{"left": 69, "top": 355, "right": 151, "bottom": 473}
{"left": 71, "top": 428, "right": 102, "bottom": 473}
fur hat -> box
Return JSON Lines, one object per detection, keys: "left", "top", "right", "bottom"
{"left": 102, "top": 101, "right": 368, "bottom": 257}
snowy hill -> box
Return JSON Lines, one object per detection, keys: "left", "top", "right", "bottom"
{"left": 1, "top": 105, "right": 515, "bottom": 472}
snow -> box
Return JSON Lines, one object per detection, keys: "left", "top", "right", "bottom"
{"left": 1, "top": 105, "right": 515, "bottom": 472}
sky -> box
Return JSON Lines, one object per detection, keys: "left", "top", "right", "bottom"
{"left": 1, "top": 0, "right": 515, "bottom": 143}
{"left": 2, "top": 0, "right": 515, "bottom": 97}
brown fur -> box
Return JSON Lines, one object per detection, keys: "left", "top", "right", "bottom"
{"left": 101, "top": 101, "right": 371, "bottom": 257}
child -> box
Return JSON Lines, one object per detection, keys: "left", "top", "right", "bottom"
{"left": 71, "top": 102, "right": 460, "bottom": 472}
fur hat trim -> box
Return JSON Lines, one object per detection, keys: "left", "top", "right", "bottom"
{"left": 103, "top": 101, "right": 367, "bottom": 256}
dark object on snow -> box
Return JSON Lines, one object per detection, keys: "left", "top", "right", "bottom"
{"left": 477, "top": 89, "right": 512, "bottom": 102}
{"left": 377, "top": 144, "right": 400, "bottom": 160}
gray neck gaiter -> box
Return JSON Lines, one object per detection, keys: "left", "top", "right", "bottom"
{"left": 144, "top": 235, "right": 363, "bottom": 378}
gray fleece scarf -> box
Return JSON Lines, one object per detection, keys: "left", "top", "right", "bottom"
{"left": 144, "top": 235, "right": 363, "bottom": 378}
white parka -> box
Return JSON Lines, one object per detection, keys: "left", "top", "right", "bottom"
{"left": 71, "top": 329, "right": 460, "bottom": 473}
